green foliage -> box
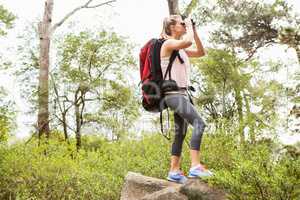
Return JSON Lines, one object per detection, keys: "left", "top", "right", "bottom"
{"left": 0, "top": 108, "right": 11, "bottom": 143}
{"left": 194, "top": 0, "right": 297, "bottom": 56}
{"left": 208, "top": 140, "right": 300, "bottom": 200}
{"left": 194, "top": 49, "right": 249, "bottom": 89}
{"left": 181, "top": 131, "right": 299, "bottom": 200}
{"left": 59, "top": 30, "right": 135, "bottom": 84}
{"left": 291, "top": 71, "right": 300, "bottom": 104}
{"left": 191, "top": 48, "right": 280, "bottom": 140}
{"left": 0, "top": 5, "right": 16, "bottom": 36}
{"left": 0, "top": 131, "right": 298, "bottom": 200}
{"left": 0, "top": 134, "right": 171, "bottom": 200}
{"left": 52, "top": 30, "right": 139, "bottom": 139}
{"left": 0, "top": 87, "right": 16, "bottom": 143}
{"left": 102, "top": 81, "right": 132, "bottom": 111}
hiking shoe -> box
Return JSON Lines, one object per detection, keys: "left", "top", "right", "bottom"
{"left": 188, "top": 164, "right": 214, "bottom": 178}
{"left": 167, "top": 170, "right": 188, "bottom": 184}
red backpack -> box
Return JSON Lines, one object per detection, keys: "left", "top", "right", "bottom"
{"left": 139, "top": 38, "right": 185, "bottom": 138}
{"left": 139, "top": 38, "right": 181, "bottom": 113}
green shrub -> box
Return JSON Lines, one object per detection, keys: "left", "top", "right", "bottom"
{"left": 206, "top": 138, "right": 300, "bottom": 200}
{"left": 0, "top": 134, "right": 172, "bottom": 200}
{"left": 0, "top": 131, "right": 298, "bottom": 200}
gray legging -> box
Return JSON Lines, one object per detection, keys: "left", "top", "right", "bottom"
{"left": 163, "top": 93, "right": 206, "bottom": 156}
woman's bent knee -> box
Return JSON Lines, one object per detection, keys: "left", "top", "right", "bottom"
{"left": 193, "top": 118, "right": 206, "bottom": 129}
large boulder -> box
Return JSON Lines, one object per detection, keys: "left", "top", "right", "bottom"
{"left": 180, "top": 179, "right": 227, "bottom": 200}
{"left": 142, "top": 187, "right": 188, "bottom": 200}
{"left": 120, "top": 172, "right": 227, "bottom": 200}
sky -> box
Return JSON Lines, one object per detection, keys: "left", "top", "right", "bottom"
{"left": 1, "top": 0, "right": 170, "bottom": 44}
{"left": 0, "top": 0, "right": 299, "bottom": 143}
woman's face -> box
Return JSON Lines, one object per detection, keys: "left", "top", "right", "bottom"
{"left": 172, "top": 17, "right": 186, "bottom": 36}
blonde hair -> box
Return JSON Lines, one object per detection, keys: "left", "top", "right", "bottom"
{"left": 160, "top": 15, "right": 182, "bottom": 39}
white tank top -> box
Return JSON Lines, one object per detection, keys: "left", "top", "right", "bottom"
{"left": 161, "top": 49, "right": 190, "bottom": 89}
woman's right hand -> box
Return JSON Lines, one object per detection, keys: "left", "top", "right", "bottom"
{"left": 184, "top": 17, "right": 193, "bottom": 29}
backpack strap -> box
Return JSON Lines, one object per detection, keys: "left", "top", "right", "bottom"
{"left": 163, "top": 51, "right": 177, "bottom": 80}
{"left": 160, "top": 107, "right": 171, "bottom": 140}
{"left": 163, "top": 50, "right": 185, "bottom": 80}
{"left": 179, "top": 86, "right": 196, "bottom": 105}
{"left": 151, "top": 39, "right": 166, "bottom": 80}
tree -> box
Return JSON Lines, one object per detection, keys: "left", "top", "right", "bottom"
{"left": 187, "top": 0, "right": 299, "bottom": 141}
{"left": 192, "top": 49, "right": 281, "bottom": 142}
{"left": 167, "top": 0, "right": 180, "bottom": 14}
{"left": 194, "top": 0, "right": 300, "bottom": 61}
{"left": 167, "top": 0, "right": 199, "bottom": 15}
{"left": 53, "top": 31, "right": 139, "bottom": 149}
{"left": 0, "top": 5, "right": 16, "bottom": 36}
{"left": 37, "top": 0, "right": 116, "bottom": 139}
{"left": 0, "top": 4, "right": 15, "bottom": 67}
{"left": 289, "top": 70, "right": 300, "bottom": 133}
{"left": 0, "top": 5, "right": 16, "bottom": 142}
{"left": 0, "top": 87, "right": 16, "bottom": 143}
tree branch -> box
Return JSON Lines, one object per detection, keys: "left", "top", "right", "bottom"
{"left": 183, "top": 0, "right": 198, "bottom": 16}
{"left": 80, "top": 94, "right": 85, "bottom": 125}
{"left": 86, "top": 0, "right": 115, "bottom": 8}
{"left": 53, "top": 113, "right": 76, "bottom": 132}
{"left": 50, "top": 73, "right": 64, "bottom": 114}
{"left": 51, "top": 0, "right": 116, "bottom": 34}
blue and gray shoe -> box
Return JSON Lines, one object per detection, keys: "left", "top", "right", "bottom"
{"left": 167, "top": 170, "right": 188, "bottom": 184}
{"left": 188, "top": 164, "right": 214, "bottom": 178}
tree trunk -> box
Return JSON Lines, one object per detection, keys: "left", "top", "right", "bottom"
{"left": 222, "top": 79, "right": 226, "bottom": 117}
{"left": 37, "top": 0, "right": 53, "bottom": 138}
{"left": 167, "top": 0, "right": 198, "bottom": 16}
{"left": 183, "top": 0, "right": 198, "bottom": 17}
{"left": 295, "top": 46, "right": 300, "bottom": 64}
{"left": 75, "top": 104, "right": 81, "bottom": 150}
{"left": 37, "top": 0, "right": 116, "bottom": 141}
{"left": 75, "top": 90, "right": 81, "bottom": 150}
{"left": 244, "top": 94, "right": 255, "bottom": 143}
{"left": 62, "top": 112, "right": 68, "bottom": 141}
{"left": 234, "top": 87, "right": 244, "bottom": 143}
{"left": 167, "top": 0, "right": 180, "bottom": 15}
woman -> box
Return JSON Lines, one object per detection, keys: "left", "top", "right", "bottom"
{"left": 160, "top": 15, "right": 213, "bottom": 184}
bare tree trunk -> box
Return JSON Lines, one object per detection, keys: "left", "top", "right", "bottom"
{"left": 222, "top": 79, "right": 226, "bottom": 117}
{"left": 167, "top": 0, "right": 198, "bottom": 16}
{"left": 62, "top": 112, "right": 68, "bottom": 141}
{"left": 234, "top": 87, "right": 245, "bottom": 143}
{"left": 167, "top": 0, "right": 180, "bottom": 15}
{"left": 75, "top": 105, "right": 81, "bottom": 150}
{"left": 74, "top": 87, "right": 87, "bottom": 150}
{"left": 37, "top": 0, "right": 53, "bottom": 138}
{"left": 75, "top": 89, "right": 82, "bottom": 150}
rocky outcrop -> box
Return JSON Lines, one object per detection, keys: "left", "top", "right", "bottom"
{"left": 120, "top": 172, "right": 227, "bottom": 200}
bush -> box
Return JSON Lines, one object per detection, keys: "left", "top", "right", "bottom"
{"left": 204, "top": 137, "right": 300, "bottom": 200}
{"left": 0, "top": 134, "right": 172, "bottom": 200}
{"left": 0, "top": 131, "right": 298, "bottom": 200}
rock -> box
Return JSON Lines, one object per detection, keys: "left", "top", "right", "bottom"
{"left": 120, "top": 172, "right": 180, "bottom": 200}
{"left": 120, "top": 172, "right": 227, "bottom": 200}
{"left": 142, "top": 187, "right": 188, "bottom": 200}
{"left": 179, "top": 179, "right": 227, "bottom": 200}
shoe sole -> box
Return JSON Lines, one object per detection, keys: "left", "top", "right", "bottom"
{"left": 188, "top": 173, "right": 213, "bottom": 179}
{"left": 187, "top": 175, "right": 199, "bottom": 178}
{"left": 166, "top": 177, "right": 186, "bottom": 184}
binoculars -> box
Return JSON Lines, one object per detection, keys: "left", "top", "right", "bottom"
{"left": 180, "top": 15, "right": 196, "bottom": 26}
